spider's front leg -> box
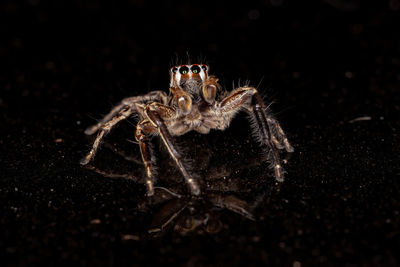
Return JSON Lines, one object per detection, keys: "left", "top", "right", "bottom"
{"left": 80, "top": 105, "right": 134, "bottom": 165}
{"left": 219, "top": 87, "right": 294, "bottom": 182}
{"left": 135, "top": 119, "right": 158, "bottom": 196}
{"left": 84, "top": 91, "right": 168, "bottom": 135}
{"left": 144, "top": 103, "right": 201, "bottom": 196}
{"left": 81, "top": 90, "right": 167, "bottom": 166}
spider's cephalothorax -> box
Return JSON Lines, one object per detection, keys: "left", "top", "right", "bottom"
{"left": 81, "top": 63, "right": 294, "bottom": 196}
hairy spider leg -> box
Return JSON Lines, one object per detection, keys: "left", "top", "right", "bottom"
{"left": 218, "top": 86, "right": 292, "bottom": 182}
{"left": 252, "top": 92, "right": 294, "bottom": 181}
{"left": 135, "top": 119, "right": 157, "bottom": 196}
{"left": 252, "top": 93, "right": 294, "bottom": 151}
{"left": 84, "top": 91, "right": 168, "bottom": 135}
{"left": 145, "top": 103, "right": 201, "bottom": 196}
{"left": 265, "top": 116, "right": 294, "bottom": 152}
{"left": 80, "top": 106, "right": 134, "bottom": 165}
{"left": 252, "top": 101, "right": 284, "bottom": 181}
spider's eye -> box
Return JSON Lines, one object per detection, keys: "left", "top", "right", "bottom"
{"left": 201, "top": 65, "right": 208, "bottom": 71}
{"left": 171, "top": 67, "right": 178, "bottom": 73}
{"left": 191, "top": 65, "right": 201, "bottom": 74}
{"left": 179, "top": 66, "right": 189, "bottom": 75}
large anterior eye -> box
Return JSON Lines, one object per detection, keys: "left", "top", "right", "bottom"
{"left": 191, "top": 65, "right": 201, "bottom": 74}
{"left": 179, "top": 66, "right": 189, "bottom": 74}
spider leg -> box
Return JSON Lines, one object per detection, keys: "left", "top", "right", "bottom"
{"left": 80, "top": 106, "right": 133, "bottom": 165}
{"left": 145, "top": 103, "right": 201, "bottom": 196}
{"left": 84, "top": 165, "right": 142, "bottom": 181}
{"left": 218, "top": 86, "right": 293, "bottom": 182}
{"left": 208, "top": 193, "right": 255, "bottom": 221}
{"left": 266, "top": 116, "right": 294, "bottom": 152}
{"left": 253, "top": 93, "right": 294, "bottom": 152}
{"left": 101, "top": 141, "right": 144, "bottom": 165}
{"left": 84, "top": 91, "right": 168, "bottom": 135}
{"left": 251, "top": 97, "right": 285, "bottom": 181}
{"left": 135, "top": 119, "right": 158, "bottom": 196}
{"left": 84, "top": 104, "right": 127, "bottom": 135}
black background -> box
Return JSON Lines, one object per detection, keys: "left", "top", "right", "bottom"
{"left": 1, "top": 0, "right": 399, "bottom": 266}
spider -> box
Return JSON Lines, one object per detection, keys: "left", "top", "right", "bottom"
{"left": 80, "top": 63, "right": 294, "bottom": 196}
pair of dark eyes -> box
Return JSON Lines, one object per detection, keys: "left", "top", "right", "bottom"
{"left": 172, "top": 65, "right": 207, "bottom": 75}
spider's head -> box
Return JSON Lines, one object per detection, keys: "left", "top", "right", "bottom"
{"left": 170, "top": 64, "right": 209, "bottom": 94}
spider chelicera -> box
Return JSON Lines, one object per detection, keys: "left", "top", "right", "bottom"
{"left": 80, "top": 63, "right": 294, "bottom": 196}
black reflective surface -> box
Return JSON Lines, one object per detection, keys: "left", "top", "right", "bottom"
{"left": 1, "top": 1, "right": 399, "bottom": 266}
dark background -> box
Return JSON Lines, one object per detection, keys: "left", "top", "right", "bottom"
{"left": 1, "top": 0, "right": 399, "bottom": 266}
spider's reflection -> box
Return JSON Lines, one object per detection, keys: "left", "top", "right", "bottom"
{"left": 85, "top": 136, "right": 285, "bottom": 235}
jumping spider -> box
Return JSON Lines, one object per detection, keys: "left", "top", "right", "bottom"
{"left": 81, "top": 63, "right": 294, "bottom": 196}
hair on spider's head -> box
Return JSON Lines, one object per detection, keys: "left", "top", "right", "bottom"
{"left": 170, "top": 52, "right": 210, "bottom": 69}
